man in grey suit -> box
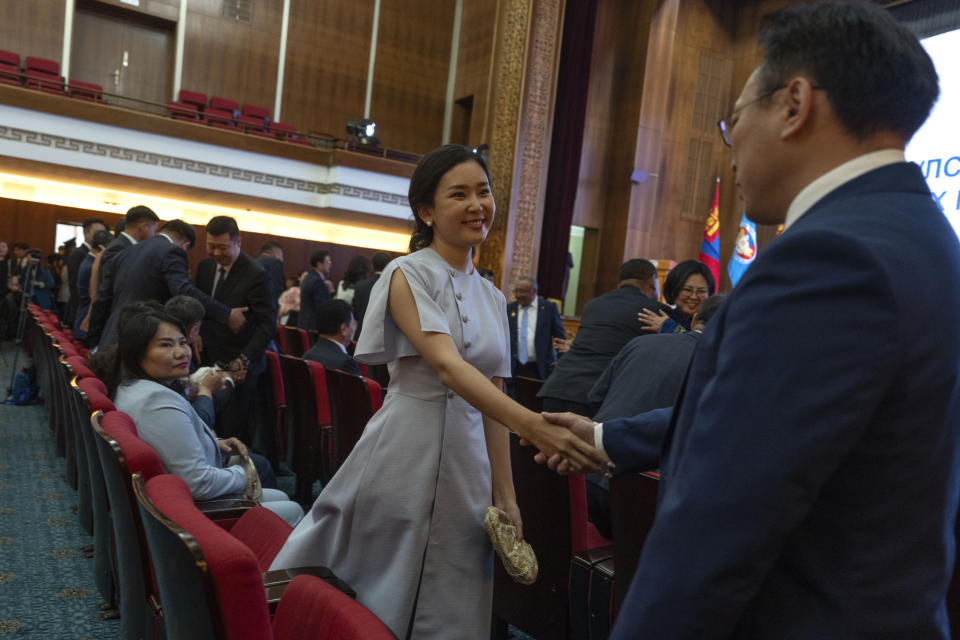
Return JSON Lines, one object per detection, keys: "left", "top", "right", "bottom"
{"left": 298, "top": 249, "right": 331, "bottom": 331}
{"left": 538, "top": 259, "right": 665, "bottom": 415}
{"left": 97, "top": 219, "right": 246, "bottom": 348}
{"left": 302, "top": 299, "right": 360, "bottom": 375}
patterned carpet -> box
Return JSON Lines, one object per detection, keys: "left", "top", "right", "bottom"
{"left": 0, "top": 345, "right": 120, "bottom": 639}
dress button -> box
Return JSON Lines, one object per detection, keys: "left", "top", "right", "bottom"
{"left": 464, "top": 341, "right": 472, "bottom": 348}
{"left": 462, "top": 315, "right": 470, "bottom": 323}
{"left": 447, "top": 389, "right": 455, "bottom": 398}
{"left": 456, "top": 292, "right": 464, "bottom": 300}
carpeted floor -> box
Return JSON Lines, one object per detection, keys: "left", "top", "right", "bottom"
{"left": 0, "top": 345, "right": 121, "bottom": 639}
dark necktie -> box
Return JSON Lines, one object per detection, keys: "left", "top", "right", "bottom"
{"left": 213, "top": 266, "right": 226, "bottom": 299}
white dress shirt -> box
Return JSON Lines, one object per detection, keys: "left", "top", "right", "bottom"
{"left": 518, "top": 296, "right": 539, "bottom": 362}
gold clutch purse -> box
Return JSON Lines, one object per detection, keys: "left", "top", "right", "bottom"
{"left": 243, "top": 456, "right": 263, "bottom": 504}
{"left": 484, "top": 506, "right": 538, "bottom": 585}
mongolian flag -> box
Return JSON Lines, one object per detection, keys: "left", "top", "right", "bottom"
{"left": 727, "top": 212, "right": 757, "bottom": 287}
{"left": 699, "top": 178, "right": 721, "bottom": 287}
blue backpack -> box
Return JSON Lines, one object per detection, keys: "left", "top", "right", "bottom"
{"left": 10, "top": 368, "right": 36, "bottom": 405}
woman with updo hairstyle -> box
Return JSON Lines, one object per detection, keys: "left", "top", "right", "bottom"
{"left": 639, "top": 259, "right": 716, "bottom": 333}
{"left": 110, "top": 307, "right": 303, "bottom": 526}
{"left": 271, "top": 144, "right": 607, "bottom": 638}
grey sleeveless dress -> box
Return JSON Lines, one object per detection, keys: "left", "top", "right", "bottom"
{"left": 270, "top": 248, "right": 511, "bottom": 639}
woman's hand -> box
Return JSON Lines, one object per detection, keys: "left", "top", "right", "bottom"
{"left": 638, "top": 308, "right": 669, "bottom": 332}
{"left": 522, "top": 415, "right": 609, "bottom": 474}
{"left": 217, "top": 437, "right": 248, "bottom": 458}
{"left": 198, "top": 370, "right": 227, "bottom": 396}
{"left": 495, "top": 498, "right": 524, "bottom": 543}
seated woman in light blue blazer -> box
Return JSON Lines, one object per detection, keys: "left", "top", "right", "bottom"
{"left": 111, "top": 306, "right": 303, "bottom": 527}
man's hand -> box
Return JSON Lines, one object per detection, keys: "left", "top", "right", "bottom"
{"left": 217, "top": 437, "right": 248, "bottom": 458}
{"left": 227, "top": 307, "right": 249, "bottom": 333}
{"left": 517, "top": 412, "right": 610, "bottom": 474}
{"left": 198, "top": 370, "right": 227, "bottom": 396}
{"left": 638, "top": 308, "right": 669, "bottom": 332}
{"left": 520, "top": 411, "right": 608, "bottom": 476}
{"left": 227, "top": 358, "right": 248, "bottom": 384}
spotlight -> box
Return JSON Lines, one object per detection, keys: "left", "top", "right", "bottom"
{"left": 346, "top": 119, "right": 379, "bottom": 146}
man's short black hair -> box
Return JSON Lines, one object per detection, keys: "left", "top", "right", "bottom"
{"left": 165, "top": 295, "right": 206, "bottom": 328}
{"left": 757, "top": 0, "right": 938, "bottom": 141}
{"left": 206, "top": 216, "right": 240, "bottom": 240}
{"left": 372, "top": 252, "right": 392, "bottom": 272}
{"left": 82, "top": 217, "right": 106, "bottom": 232}
{"left": 160, "top": 219, "right": 197, "bottom": 249}
{"left": 310, "top": 250, "right": 330, "bottom": 268}
{"left": 316, "top": 299, "right": 353, "bottom": 335}
{"left": 695, "top": 294, "right": 725, "bottom": 325}
{"left": 260, "top": 241, "right": 283, "bottom": 255}
{"left": 12, "top": 242, "right": 28, "bottom": 250}
{"left": 91, "top": 230, "right": 113, "bottom": 251}
{"left": 113, "top": 219, "right": 126, "bottom": 236}
{"left": 125, "top": 205, "right": 160, "bottom": 225}
{"left": 619, "top": 259, "right": 657, "bottom": 283}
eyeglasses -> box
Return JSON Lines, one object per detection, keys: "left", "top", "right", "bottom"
{"left": 680, "top": 287, "right": 709, "bottom": 298}
{"left": 717, "top": 84, "right": 824, "bottom": 147}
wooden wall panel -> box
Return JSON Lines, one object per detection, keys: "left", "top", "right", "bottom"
{"left": 367, "top": 0, "right": 455, "bottom": 154}
{"left": 180, "top": 0, "right": 282, "bottom": 110}
{"left": 453, "top": 0, "right": 499, "bottom": 147}
{"left": 281, "top": 0, "right": 373, "bottom": 135}
{"left": 0, "top": 0, "right": 65, "bottom": 63}
{"left": 0, "top": 198, "right": 399, "bottom": 289}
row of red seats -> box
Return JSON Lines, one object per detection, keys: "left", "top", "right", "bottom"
{"left": 167, "top": 88, "right": 312, "bottom": 145}
{"left": 0, "top": 50, "right": 103, "bottom": 101}
{"left": 25, "top": 304, "right": 395, "bottom": 640}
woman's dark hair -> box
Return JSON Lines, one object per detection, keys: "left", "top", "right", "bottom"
{"left": 91, "top": 229, "right": 113, "bottom": 251}
{"left": 116, "top": 307, "right": 186, "bottom": 390}
{"left": 408, "top": 144, "right": 490, "bottom": 252}
{"left": 663, "top": 260, "right": 717, "bottom": 306}
{"left": 341, "top": 255, "right": 371, "bottom": 289}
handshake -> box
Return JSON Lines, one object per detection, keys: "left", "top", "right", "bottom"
{"left": 520, "top": 412, "right": 612, "bottom": 476}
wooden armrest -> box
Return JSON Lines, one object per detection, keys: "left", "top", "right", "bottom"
{"left": 264, "top": 566, "right": 356, "bottom": 614}
{"left": 194, "top": 497, "right": 256, "bottom": 520}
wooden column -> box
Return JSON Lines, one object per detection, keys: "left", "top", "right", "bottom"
{"left": 477, "top": 0, "right": 565, "bottom": 296}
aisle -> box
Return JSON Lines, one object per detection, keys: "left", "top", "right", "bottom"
{"left": 0, "top": 344, "right": 120, "bottom": 639}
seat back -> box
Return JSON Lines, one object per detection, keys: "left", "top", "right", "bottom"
{"left": 25, "top": 56, "right": 59, "bottom": 75}
{"left": 209, "top": 96, "right": 238, "bottom": 112}
{"left": 271, "top": 575, "right": 396, "bottom": 640}
{"left": 325, "top": 368, "right": 378, "bottom": 480}
{"left": 95, "top": 410, "right": 165, "bottom": 640}
{"left": 279, "top": 326, "right": 307, "bottom": 356}
{"left": 263, "top": 349, "right": 287, "bottom": 461}
{"left": 514, "top": 376, "right": 544, "bottom": 412}
{"left": 135, "top": 473, "right": 272, "bottom": 640}
{"left": 0, "top": 49, "right": 19, "bottom": 66}
{"left": 178, "top": 89, "right": 207, "bottom": 107}
{"left": 241, "top": 104, "right": 269, "bottom": 119}
{"left": 68, "top": 80, "right": 103, "bottom": 101}
{"left": 279, "top": 355, "right": 330, "bottom": 503}
{"left": 610, "top": 471, "right": 660, "bottom": 618}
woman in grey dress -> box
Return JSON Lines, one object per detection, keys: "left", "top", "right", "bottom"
{"left": 270, "top": 145, "right": 607, "bottom": 638}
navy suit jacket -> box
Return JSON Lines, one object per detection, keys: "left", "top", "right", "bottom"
{"left": 610, "top": 162, "right": 960, "bottom": 639}
{"left": 195, "top": 252, "right": 276, "bottom": 366}
{"left": 507, "top": 297, "right": 565, "bottom": 380}
{"left": 352, "top": 272, "right": 380, "bottom": 339}
{"left": 99, "top": 235, "right": 231, "bottom": 348}
{"left": 255, "top": 255, "right": 285, "bottom": 304}
{"left": 87, "top": 233, "right": 133, "bottom": 344}
{"left": 539, "top": 285, "right": 663, "bottom": 406}
{"left": 298, "top": 270, "right": 330, "bottom": 331}
{"left": 303, "top": 337, "right": 361, "bottom": 376}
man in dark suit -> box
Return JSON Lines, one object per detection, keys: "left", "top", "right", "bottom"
{"left": 302, "top": 299, "right": 360, "bottom": 375}
{"left": 352, "top": 251, "right": 391, "bottom": 340}
{"left": 65, "top": 217, "right": 106, "bottom": 326}
{"left": 298, "top": 249, "right": 331, "bottom": 331}
{"left": 542, "top": 4, "right": 960, "bottom": 637}
{"left": 506, "top": 276, "right": 565, "bottom": 399}
{"left": 255, "top": 241, "right": 285, "bottom": 307}
{"left": 87, "top": 205, "right": 159, "bottom": 345}
{"left": 195, "top": 216, "right": 277, "bottom": 447}
{"left": 537, "top": 259, "right": 664, "bottom": 416}
{"left": 97, "top": 219, "right": 246, "bottom": 348}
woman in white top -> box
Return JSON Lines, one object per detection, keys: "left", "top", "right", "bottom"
{"left": 334, "top": 254, "right": 371, "bottom": 306}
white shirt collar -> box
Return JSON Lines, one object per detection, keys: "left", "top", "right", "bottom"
{"left": 121, "top": 231, "right": 138, "bottom": 245}
{"left": 159, "top": 233, "right": 175, "bottom": 245}
{"left": 783, "top": 149, "right": 905, "bottom": 230}
{"left": 82, "top": 241, "right": 92, "bottom": 250}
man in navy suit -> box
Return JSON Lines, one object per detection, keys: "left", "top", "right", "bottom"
{"left": 255, "top": 241, "right": 286, "bottom": 307}
{"left": 302, "top": 299, "right": 360, "bottom": 375}
{"left": 540, "top": 3, "right": 960, "bottom": 637}
{"left": 506, "top": 276, "right": 565, "bottom": 383}
{"left": 298, "top": 249, "right": 331, "bottom": 332}
{"left": 97, "top": 220, "right": 245, "bottom": 348}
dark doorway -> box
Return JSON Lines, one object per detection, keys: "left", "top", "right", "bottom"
{"left": 450, "top": 95, "right": 473, "bottom": 145}
{"left": 71, "top": 3, "right": 175, "bottom": 107}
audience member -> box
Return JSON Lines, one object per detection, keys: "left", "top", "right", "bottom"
{"left": 335, "top": 254, "right": 371, "bottom": 306}
{"left": 0, "top": 241, "right": 9, "bottom": 299}
{"left": 506, "top": 276, "right": 565, "bottom": 395}
{"left": 195, "top": 216, "right": 277, "bottom": 449}
{"left": 302, "top": 299, "right": 360, "bottom": 375}
{"left": 96, "top": 219, "right": 244, "bottom": 348}
{"left": 538, "top": 258, "right": 665, "bottom": 416}
{"left": 53, "top": 254, "right": 70, "bottom": 320}
{"left": 352, "top": 251, "right": 391, "bottom": 339}
{"left": 111, "top": 306, "right": 302, "bottom": 526}
{"left": 88, "top": 205, "right": 160, "bottom": 345}
{"left": 477, "top": 267, "right": 495, "bottom": 284}
{"left": 255, "top": 240, "right": 285, "bottom": 304}
{"left": 541, "top": 4, "right": 960, "bottom": 636}
{"left": 74, "top": 229, "right": 112, "bottom": 341}
{"left": 583, "top": 294, "right": 725, "bottom": 538}
{"left": 638, "top": 259, "right": 716, "bottom": 333}
{"left": 16, "top": 249, "right": 55, "bottom": 310}
{"left": 278, "top": 275, "right": 301, "bottom": 326}
{"left": 298, "top": 250, "right": 331, "bottom": 331}
{"left": 66, "top": 217, "right": 106, "bottom": 325}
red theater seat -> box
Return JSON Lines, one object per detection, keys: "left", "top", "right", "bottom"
{"left": 168, "top": 101, "right": 199, "bottom": 121}
{"left": 24, "top": 56, "right": 63, "bottom": 94}
{"left": 178, "top": 89, "right": 207, "bottom": 110}
{"left": 0, "top": 49, "right": 22, "bottom": 86}
{"left": 68, "top": 80, "right": 103, "bottom": 102}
